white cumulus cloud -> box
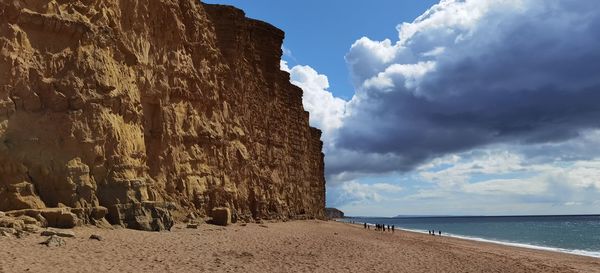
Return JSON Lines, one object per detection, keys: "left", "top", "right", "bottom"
{"left": 334, "top": 0, "right": 600, "bottom": 176}
{"left": 281, "top": 60, "right": 347, "bottom": 145}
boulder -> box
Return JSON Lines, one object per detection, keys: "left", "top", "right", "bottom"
{"left": 0, "top": 217, "right": 24, "bottom": 230}
{"left": 106, "top": 202, "right": 174, "bottom": 231}
{"left": 23, "top": 224, "right": 41, "bottom": 233}
{"left": 17, "top": 215, "right": 39, "bottom": 225}
{"left": 5, "top": 208, "right": 79, "bottom": 228}
{"left": 0, "top": 227, "right": 17, "bottom": 237}
{"left": 41, "top": 228, "right": 76, "bottom": 238}
{"left": 211, "top": 207, "right": 231, "bottom": 226}
{"left": 34, "top": 214, "right": 48, "bottom": 228}
{"left": 40, "top": 235, "right": 66, "bottom": 247}
{"left": 186, "top": 212, "right": 197, "bottom": 223}
{"left": 41, "top": 210, "right": 79, "bottom": 228}
{"left": 89, "top": 234, "right": 103, "bottom": 241}
{"left": 70, "top": 206, "right": 108, "bottom": 225}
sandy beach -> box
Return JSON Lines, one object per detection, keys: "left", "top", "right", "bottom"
{"left": 0, "top": 220, "right": 598, "bottom": 273}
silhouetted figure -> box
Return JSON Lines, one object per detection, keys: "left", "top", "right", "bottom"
{"left": 364, "top": 223, "right": 367, "bottom": 229}
{"left": 428, "top": 230, "right": 431, "bottom": 235}
{"left": 439, "top": 230, "right": 442, "bottom": 236}
{"left": 392, "top": 225, "right": 395, "bottom": 233}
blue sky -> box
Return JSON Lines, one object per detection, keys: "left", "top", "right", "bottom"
{"left": 203, "top": 0, "right": 438, "bottom": 100}
{"left": 203, "top": 0, "right": 600, "bottom": 217}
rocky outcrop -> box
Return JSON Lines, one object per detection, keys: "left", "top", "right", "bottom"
{"left": 325, "top": 208, "right": 344, "bottom": 219}
{"left": 210, "top": 207, "right": 231, "bottom": 226}
{"left": 0, "top": 0, "right": 326, "bottom": 230}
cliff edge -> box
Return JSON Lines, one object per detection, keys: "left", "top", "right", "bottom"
{"left": 0, "top": 0, "right": 325, "bottom": 230}
{"left": 325, "top": 208, "right": 344, "bottom": 219}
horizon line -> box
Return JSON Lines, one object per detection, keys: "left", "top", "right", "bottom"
{"left": 344, "top": 213, "right": 600, "bottom": 218}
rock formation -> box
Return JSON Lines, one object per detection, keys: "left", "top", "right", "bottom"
{"left": 0, "top": 0, "right": 326, "bottom": 230}
{"left": 325, "top": 208, "right": 344, "bottom": 219}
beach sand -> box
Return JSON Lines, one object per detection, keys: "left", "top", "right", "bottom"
{"left": 0, "top": 220, "right": 598, "bottom": 273}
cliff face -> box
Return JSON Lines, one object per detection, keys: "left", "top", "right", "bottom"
{"left": 325, "top": 208, "right": 344, "bottom": 219}
{"left": 0, "top": 0, "right": 325, "bottom": 230}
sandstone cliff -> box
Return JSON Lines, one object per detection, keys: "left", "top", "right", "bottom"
{"left": 325, "top": 208, "right": 344, "bottom": 219}
{"left": 0, "top": 0, "right": 326, "bottom": 230}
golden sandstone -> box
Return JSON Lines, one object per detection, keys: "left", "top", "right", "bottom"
{"left": 0, "top": 0, "right": 325, "bottom": 230}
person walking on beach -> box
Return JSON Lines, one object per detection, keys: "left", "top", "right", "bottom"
{"left": 439, "top": 230, "right": 441, "bottom": 236}
{"left": 392, "top": 225, "right": 395, "bottom": 233}
{"left": 364, "top": 223, "right": 367, "bottom": 229}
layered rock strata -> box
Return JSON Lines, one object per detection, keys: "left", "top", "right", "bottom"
{"left": 0, "top": 0, "right": 326, "bottom": 230}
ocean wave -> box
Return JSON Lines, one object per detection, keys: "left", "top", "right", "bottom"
{"left": 352, "top": 221, "right": 600, "bottom": 258}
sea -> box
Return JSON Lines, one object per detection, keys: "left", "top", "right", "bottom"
{"left": 341, "top": 215, "right": 600, "bottom": 258}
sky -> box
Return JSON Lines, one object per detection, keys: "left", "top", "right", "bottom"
{"left": 203, "top": 0, "right": 438, "bottom": 100}
{"left": 203, "top": 0, "right": 600, "bottom": 217}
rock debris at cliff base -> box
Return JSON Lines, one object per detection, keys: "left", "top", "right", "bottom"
{"left": 0, "top": 0, "right": 326, "bottom": 230}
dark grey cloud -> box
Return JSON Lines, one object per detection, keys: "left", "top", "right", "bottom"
{"left": 331, "top": 0, "right": 600, "bottom": 176}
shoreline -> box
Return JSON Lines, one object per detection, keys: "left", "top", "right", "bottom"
{"left": 1, "top": 220, "right": 599, "bottom": 273}
{"left": 336, "top": 219, "right": 600, "bottom": 259}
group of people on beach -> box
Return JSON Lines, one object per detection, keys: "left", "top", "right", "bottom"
{"left": 429, "top": 230, "right": 442, "bottom": 236}
{"left": 358, "top": 222, "right": 442, "bottom": 237}
{"left": 364, "top": 222, "right": 395, "bottom": 233}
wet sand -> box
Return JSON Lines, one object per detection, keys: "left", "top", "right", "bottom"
{"left": 0, "top": 220, "right": 598, "bottom": 273}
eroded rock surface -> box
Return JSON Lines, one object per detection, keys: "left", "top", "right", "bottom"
{"left": 325, "top": 208, "right": 344, "bottom": 219}
{"left": 0, "top": 0, "right": 325, "bottom": 230}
